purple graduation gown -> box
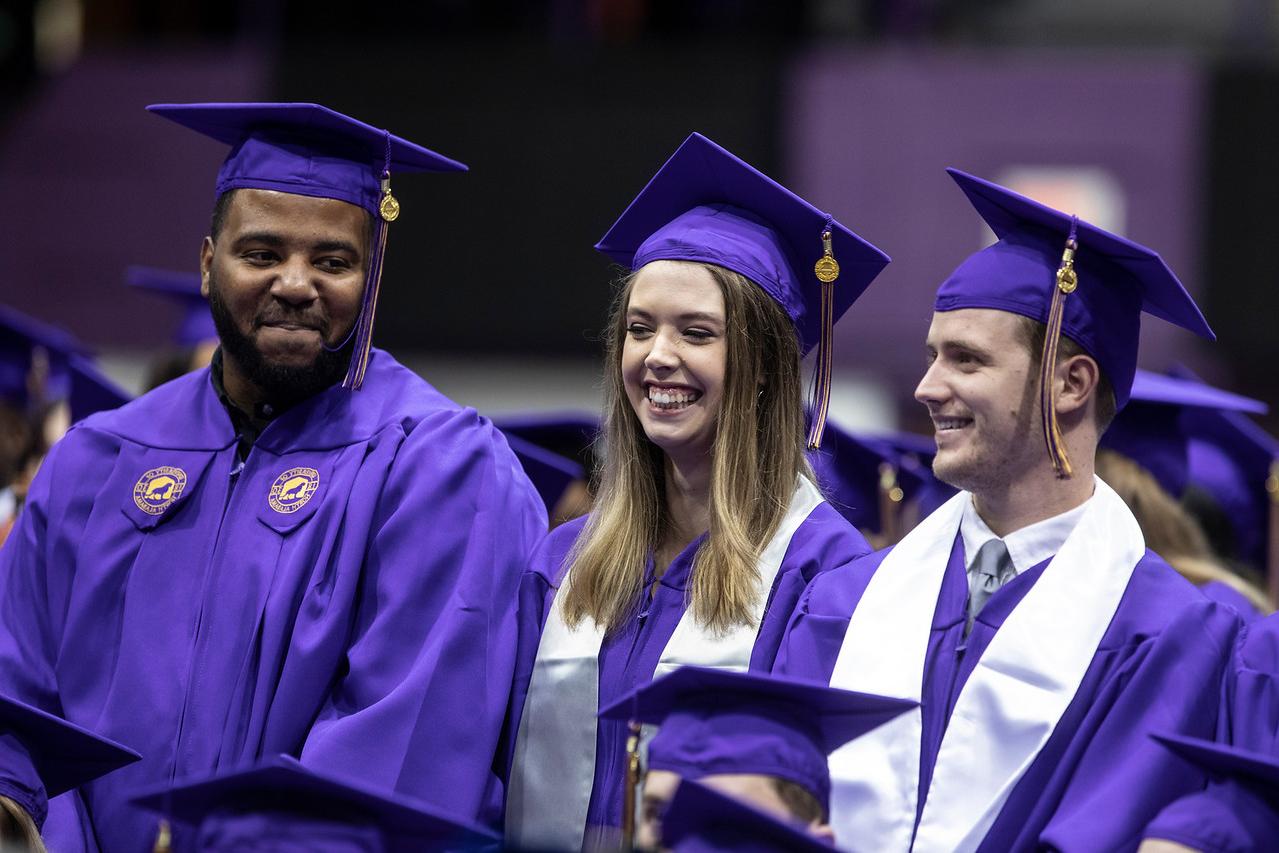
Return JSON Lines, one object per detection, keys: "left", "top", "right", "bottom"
{"left": 501, "top": 503, "right": 870, "bottom": 838}
{"left": 1144, "top": 613, "right": 1279, "bottom": 849}
{"left": 773, "top": 534, "right": 1242, "bottom": 852}
{"left": 0, "top": 349, "right": 546, "bottom": 851}
{"left": 1199, "top": 579, "right": 1266, "bottom": 625}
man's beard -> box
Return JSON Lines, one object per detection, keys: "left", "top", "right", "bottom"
{"left": 207, "top": 270, "right": 357, "bottom": 407}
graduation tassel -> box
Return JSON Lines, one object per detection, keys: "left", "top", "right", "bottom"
{"left": 877, "top": 461, "right": 904, "bottom": 545}
{"left": 621, "top": 719, "right": 642, "bottom": 850}
{"left": 152, "top": 820, "right": 171, "bottom": 853}
{"left": 339, "top": 132, "right": 399, "bottom": 391}
{"left": 807, "top": 223, "right": 840, "bottom": 449}
{"left": 1040, "top": 219, "right": 1079, "bottom": 479}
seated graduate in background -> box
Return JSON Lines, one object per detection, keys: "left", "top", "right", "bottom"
{"left": 1170, "top": 366, "right": 1279, "bottom": 609}
{"left": 130, "top": 755, "right": 499, "bottom": 853}
{"left": 1097, "top": 369, "right": 1272, "bottom": 620}
{"left": 0, "top": 306, "right": 130, "bottom": 544}
{"left": 0, "top": 103, "right": 544, "bottom": 851}
{"left": 501, "top": 132, "right": 890, "bottom": 851}
{"left": 773, "top": 168, "right": 1243, "bottom": 852}
{"left": 125, "top": 265, "right": 220, "bottom": 391}
{"left": 808, "top": 420, "right": 957, "bottom": 549}
{"left": 596, "top": 666, "right": 913, "bottom": 850}
{"left": 493, "top": 412, "right": 601, "bottom": 528}
{"left": 0, "top": 694, "right": 139, "bottom": 851}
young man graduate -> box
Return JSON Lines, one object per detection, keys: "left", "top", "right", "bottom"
{"left": 0, "top": 103, "right": 546, "bottom": 849}
{"left": 773, "top": 169, "right": 1243, "bottom": 852}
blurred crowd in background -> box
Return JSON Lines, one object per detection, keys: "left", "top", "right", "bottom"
{"left": 1, "top": 0, "right": 1277, "bottom": 597}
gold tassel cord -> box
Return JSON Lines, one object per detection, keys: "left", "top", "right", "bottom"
{"left": 807, "top": 227, "right": 840, "bottom": 449}
{"left": 621, "top": 720, "right": 642, "bottom": 851}
{"left": 1040, "top": 224, "right": 1078, "bottom": 479}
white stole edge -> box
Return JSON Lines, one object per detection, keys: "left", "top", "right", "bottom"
{"left": 828, "top": 478, "right": 1145, "bottom": 853}
{"left": 506, "top": 476, "right": 825, "bottom": 850}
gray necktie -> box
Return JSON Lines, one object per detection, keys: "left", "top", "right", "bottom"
{"left": 966, "top": 539, "right": 1016, "bottom": 636}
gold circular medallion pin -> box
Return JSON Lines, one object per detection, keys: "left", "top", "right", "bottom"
{"left": 379, "top": 192, "right": 400, "bottom": 222}
{"left": 815, "top": 256, "right": 840, "bottom": 283}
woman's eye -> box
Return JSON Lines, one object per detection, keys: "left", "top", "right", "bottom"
{"left": 684, "top": 328, "right": 714, "bottom": 340}
{"left": 627, "top": 323, "right": 652, "bottom": 338}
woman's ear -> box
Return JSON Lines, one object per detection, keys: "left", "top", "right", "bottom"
{"left": 809, "top": 821, "right": 836, "bottom": 843}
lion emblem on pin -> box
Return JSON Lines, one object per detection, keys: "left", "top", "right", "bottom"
{"left": 269, "top": 467, "right": 320, "bottom": 514}
{"left": 133, "top": 466, "right": 188, "bottom": 516}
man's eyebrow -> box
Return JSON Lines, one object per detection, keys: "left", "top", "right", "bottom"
{"left": 231, "top": 231, "right": 285, "bottom": 249}
{"left": 313, "top": 239, "right": 362, "bottom": 256}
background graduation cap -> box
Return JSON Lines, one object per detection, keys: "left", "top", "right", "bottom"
{"left": 130, "top": 754, "right": 499, "bottom": 852}
{"left": 1099, "top": 368, "right": 1267, "bottom": 499}
{"left": 597, "top": 666, "right": 916, "bottom": 820}
{"left": 0, "top": 693, "right": 141, "bottom": 820}
{"left": 658, "top": 778, "right": 836, "bottom": 853}
{"left": 595, "top": 131, "right": 890, "bottom": 448}
{"left": 147, "top": 102, "right": 467, "bottom": 391}
{"left": 499, "top": 433, "right": 585, "bottom": 518}
{"left": 938, "top": 168, "right": 1214, "bottom": 478}
{"left": 808, "top": 420, "right": 956, "bottom": 542}
{"left": 125, "top": 265, "right": 217, "bottom": 347}
{"left": 1169, "top": 366, "right": 1279, "bottom": 598}
{"left": 1153, "top": 733, "right": 1279, "bottom": 796}
{"left": 0, "top": 305, "right": 129, "bottom": 421}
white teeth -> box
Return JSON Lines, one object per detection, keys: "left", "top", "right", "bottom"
{"left": 648, "top": 387, "right": 700, "bottom": 410}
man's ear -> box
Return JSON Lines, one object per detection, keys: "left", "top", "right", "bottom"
{"left": 199, "top": 237, "right": 214, "bottom": 299}
{"left": 1055, "top": 352, "right": 1100, "bottom": 417}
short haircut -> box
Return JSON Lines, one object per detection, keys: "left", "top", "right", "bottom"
{"left": 209, "top": 189, "right": 237, "bottom": 241}
{"left": 1018, "top": 316, "right": 1117, "bottom": 431}
{"left": 771, "top": 777, "right": 825, "bottom": 824}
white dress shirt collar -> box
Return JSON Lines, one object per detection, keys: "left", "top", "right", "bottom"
{"left": 960, "top": 477, "right": 1099, "bottom": 575}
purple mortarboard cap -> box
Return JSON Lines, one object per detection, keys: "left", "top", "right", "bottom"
{"left": 130, "top": 754, "right": 499, "bottom": 851}
{"left": 1100, "top": 369, "right": 1268, "bottom": 497}
{"left": 809, "top": 421, "right": 953, "bottom": 534}
{"left": 660, "top": 779, "right": 835, "bottom": 853}
{"left": 938, "top": 169, "right": 1214, "bottom": 410}
{"left": 492, "top": 411, "right": 601, "bottom": 469}
{"left": 597, "top": 666, "right": 914, "bottom": 815}
{"left": 595, "top": 132, "right": 889, "bottom": 447}
{"left": 0, "top": 693, "right": 140, "bottom": 798}
{"left": 1153, "top": 733, "right": 1279, "bottom": 793}
{"left": 146, "top": 103, "right": 467, "bottom": 391}
{"left": 0, "top": 305, "right": 83, "bottom": 410}
{"left": 145, "top": 103, "right": 466, "bottom": 215}
{"left": 501, "top": 433, "right": 585, "bottom": 515}
{"left": 126, "top": 265, "right": 217, "bottom": 347}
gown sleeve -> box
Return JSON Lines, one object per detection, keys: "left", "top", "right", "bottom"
{"left": 0, "top": 436, "right": 92, "bottom": 826}
{"left": 297, "top": 411, "right": 547, "bottom": 823}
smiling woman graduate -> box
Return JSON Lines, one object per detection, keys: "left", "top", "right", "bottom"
{"left": 500, "top": 133, "right": 889, "bottom": 850}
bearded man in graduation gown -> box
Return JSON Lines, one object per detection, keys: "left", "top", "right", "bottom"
{"left": 0, "top": 103, "right": 546, "bottom": 850}
{"left": 772, "top": 169, "right": 1243, "bottom": 852}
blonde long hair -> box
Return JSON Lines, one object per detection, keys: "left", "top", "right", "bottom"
{"left": 1097, "top": 449, "right": 1272, "bottom": 614}
{"left": 561, "top": 263, "right": 812, "bottom": 635}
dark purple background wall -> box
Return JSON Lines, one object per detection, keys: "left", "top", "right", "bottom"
{"left": 784, "top": 49, "right": 1208, "bottom": 426}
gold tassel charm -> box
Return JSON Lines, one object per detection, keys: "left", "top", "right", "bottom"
{"left": 152, "top": 820, "right": 171, "bottom": 853}
{"left": 378, "top": 175, "right": 400, "bottom": 222}
{"left": 877, "top": 461, "right": 904, "bottom": 545}
{"left": 1040, "top": 221, "right": 1079, "bottom": 479}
